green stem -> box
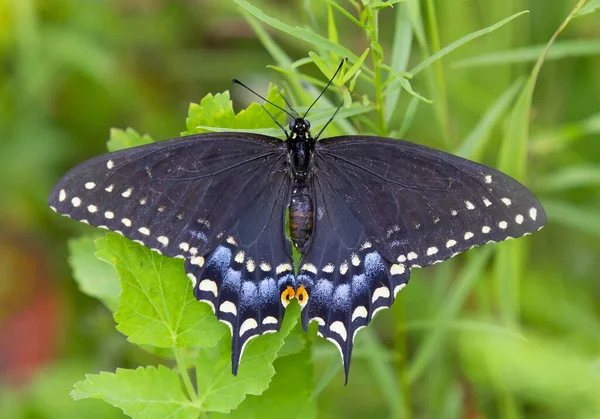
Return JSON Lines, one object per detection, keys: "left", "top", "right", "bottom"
{"left": 174, "top": 348, "right": 199, "bottom": 405}
{"left": 424, "top": 0, "right": 451, "bottom": 149}
{"left": 367, "top": 7, "right": 386, "bottom": 136}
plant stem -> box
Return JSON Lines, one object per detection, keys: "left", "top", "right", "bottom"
{"left": 174, "top": 348, "right": 199, "bottom": 405}
{"left": 367, "top": 7, "right": 387, "bottom": 136}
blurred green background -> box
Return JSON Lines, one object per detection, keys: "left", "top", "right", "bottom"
{"left": 1, "top": 0, "right": 599, "bottom": 418}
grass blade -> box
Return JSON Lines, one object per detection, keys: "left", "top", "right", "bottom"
{"left": 542, "top": 199, "right": 600, "bottom": 238}
{"left": 452, "top": 39, "right": 600, "bottom": 69}
{"left": 233, "top": 0, "right": 359, "bottom": 62}
{"left": 384, "top": 2, "right": 414, "bottom": 125}
{"left": 455, "top": 77, "right": 525, "bottom": 160}
{"left": 536, "top": 165, "right": 600, "bottom": 192}
{"left": 407, "top": 248, "right": 493, "bottom": 384}
{"left": 409, "top": 10, "right": 529, "bottom": 76}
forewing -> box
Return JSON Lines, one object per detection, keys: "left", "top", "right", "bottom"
{"left": 48, "top": 133, "right": 287, "bottom": 258}
{"left": 49, "top": 132, "right": 293, "bottom": 374}
{"left": 315, "top": 136, "right": 547, "bottom": 268}
{"left": 297, "top": 174, "right": 410, "bottom": 382}
{"left": 187, "top": 174, "right": 294, "bottom": 375}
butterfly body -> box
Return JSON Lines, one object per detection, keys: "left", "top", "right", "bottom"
{"left": 49, "top": 115, "right": 546, "bottom": 382}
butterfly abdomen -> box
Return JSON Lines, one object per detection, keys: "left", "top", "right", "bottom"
{"left": 289, "top": 180, "right": 313, "bottom": 253}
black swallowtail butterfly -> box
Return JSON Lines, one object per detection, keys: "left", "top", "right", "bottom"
{"left": 48, "top": 61, "right": 546, "bottom": 382}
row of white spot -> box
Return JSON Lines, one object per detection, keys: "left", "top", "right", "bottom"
{"left": 395, "top": 206, "right": 539, "bottom": 266}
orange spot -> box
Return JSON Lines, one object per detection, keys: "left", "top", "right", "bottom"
{"left": 295, "top": 286, "right": 309, "bottom": 308}
{"left": 281, "top": 286, "right": 295, "bottom": 307}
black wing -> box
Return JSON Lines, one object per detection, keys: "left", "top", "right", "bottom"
{"left": 48, "top": 132, "right": 294, "bottom": 373}
{"left": 297, "top": 172, "right": 410, "bottom": 382}
{"left": 300, "top": 135, "right": 546, "bottom": 380}
{"left": 315, "top": 136, "right": 546, "bottom": 268}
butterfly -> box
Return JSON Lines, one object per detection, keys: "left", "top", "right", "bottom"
{"left": 48, "top": 60, "right": 546, "bottom": 382}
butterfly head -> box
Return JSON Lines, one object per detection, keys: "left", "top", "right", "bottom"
{"left": 289, "top": 118, "right": 312, "bottom": 141}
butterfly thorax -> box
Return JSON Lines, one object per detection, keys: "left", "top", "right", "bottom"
{"left": 288, "top": 118, "right": 315, "bottom": 253}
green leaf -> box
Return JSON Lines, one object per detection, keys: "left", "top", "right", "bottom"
{"left": 325, "top": 0, "right": 369, "bottom": 29}
{"left": 542, "top": 199, "right": 600, "bottom": 238}
{"left": 536, "top": 165, "right": 600, "bottom": 192}
{"left": 220, "top": 333, "right": 316, "bottom": 419}
{"left": 184, "top": 86, "right": 287, "bottom": 136}
{"left": 409, "top": 10, "right": 530, "bottom": 76}
{"left": 96, "top": 233, "right": 225, "bottom": 348}
{"left": 341, "top": 48, "right": 370, "bottom": 84}
{"left": 232, "top": 0, "right": 359, "bottom": 62}
{"left": 408, "top": 248, "right": 493, "bottom": 383}
{"left": 451, "top": 39, "right": 600, "bottom": 69}
{"left": 384, "top": 2, "right": 414, "bottom": 125}
{"left": 71, "top": 366, "right": 198, "bottom": 419}
{"left": 68, "top": 235, "right": 121, "bottom": 311}
{"left": 574, "top": 0, "right": 600, "bottom": 17}
{"left": 195, "top": 302, "right": 300, "bottom": 413}
{"left": 327, "top": 3, "right": 338, "bottom": 44}
{"left": 107, "top": 128, "right": 153, "bottom": 153}
{"left": 197, "top": 102, "right": 373, "bottom": 138}
{"left": 495, "top": 0, "right": 588, "bottom": 329}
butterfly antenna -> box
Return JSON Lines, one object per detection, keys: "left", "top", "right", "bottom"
{"left": 232, "top": 79, "right": 296, "bottom": 119}
{"left": 303, "top": 58, "right": 347, "bottom": 119}
{"left": 261, "top": 104, "right": 289, "bottom": 137}
{"left": 280, "top": 93, "right": 300, "bottom": 118}
{"left": 314, "top": 94, "right": 346, "bottom": 140}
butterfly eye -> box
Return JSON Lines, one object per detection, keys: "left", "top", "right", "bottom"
{"left": 290, "top": 120, "right": 296, "bottom": 130}
{"left": 305, "top": 120, "right": 310, "bottom": 129}
{"left": 281, "top": 286, "right": 295, "bottom": 307}
{"left": 295, "top": 286, "right": 308, "bottom": 308}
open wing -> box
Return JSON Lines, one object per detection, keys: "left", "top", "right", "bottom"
{"left": 314, "top": 136, "right": 546, "bottom": 268}
{"left": 297, "top": 172, "right": 410, "bottom": 382}
{"left": 48, "top": 132, "right": 293, "bottom": 373}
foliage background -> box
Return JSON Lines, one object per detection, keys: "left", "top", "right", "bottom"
{"left": 1, "top": 0, "right": 599, "bottom": 418}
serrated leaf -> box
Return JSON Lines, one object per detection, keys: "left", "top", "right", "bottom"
{"left": 107, "top": 128, "right": 153, "bottom": 153}
{"left": 219, "top": 336, "right": 316, "bottom": 419}
{"left": 195, "top": 302, "right": 300, "bottom": 413}
{"left": 96, "top": 233, "right": 225, "bottom": 348}
{"left": 68, "top": 235, "right": 121, "bottom": 311}
{"left": 184, "top": 86, "right": 287, "bottom": 136}
{"left": 71, "top": 366, "right": 198, "bottom": 419}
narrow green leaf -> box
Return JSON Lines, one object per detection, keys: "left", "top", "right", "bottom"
{"left": 325, "top": 0, "right": 369, "bottom": 29}
{"left": 408, "top": 248, "right": 493, "bottom": 383}
{"left": 359, "top": 327, "right": 408, "bottom": 417}
{"left": 309, "top": 51, "right": 335, "bottom": 80}
{"left": 574, "top": 0, "right": 600, "bottom": 17}
{"left": 396, "top": 95, "right": 420, "bottom": 138}
{"left": 372, "top": 0, "right": 407, "bottom": 10}
{"left": 542, "top": 199, "right": 600, "bottom": 238}
{"left": 97, "top": 233, "right": 225, "bottom": 348}
{"left": 243, "top": 13, "right": 292, "bottom": 67}
{"left": 107, "top": 128, "right": 153, "bottom": 152}
{"left": 341, "top": 48, "right": 370, "bottom": 84}
{"left": 195, "top": 302, "right": 300, "bottom": 413}
{"left": 68, "top": 235, "right": 120, "bottom": 311}
{"left": 327, "top": 4, "right": 338, "bottom": 44}
{"left": 455, "top": 77, "right": 525, "bottom": 160}
{"left": 536, "top": 165, "right": 600, "bottom": 192}
{"left": 232, "top": 0, "right": 359, "bottom": 62}
{"left": 452, "top": 39, "right": 600, "bottom": 69}
{"left": 409, "top": 11, "right": 529, "bottom": 76}
{"left": 71, "top": 366, "right": 198, "bottom": 419}
{"left": 384, "top": 2, "right": 414, "bottom": 125}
